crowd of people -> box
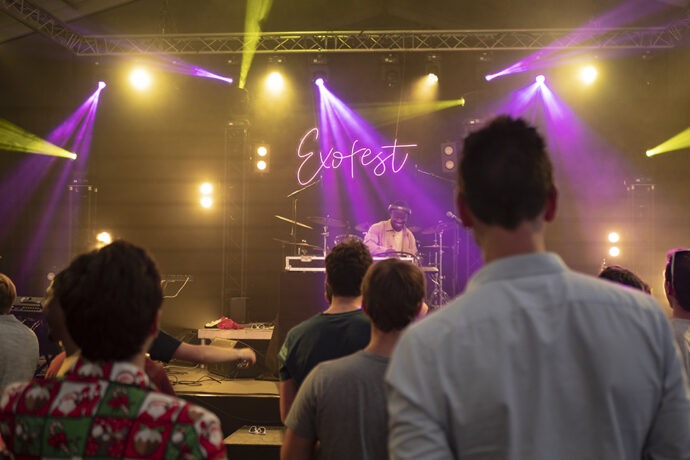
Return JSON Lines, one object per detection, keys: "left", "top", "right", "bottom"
{"left": 1, "top": 115, "right": 689, "bottom": 459}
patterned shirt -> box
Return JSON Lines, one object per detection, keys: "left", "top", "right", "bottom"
{"left": 0, "top": 357, "right": 226, "bottom": 459}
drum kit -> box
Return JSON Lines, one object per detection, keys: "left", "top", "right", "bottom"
{"left": 273, "top": 214, "right": 453, "bottom": 308}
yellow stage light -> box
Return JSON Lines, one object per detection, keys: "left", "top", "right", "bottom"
{"left": 200, "top": 182, "right": 213, "bottom": 195}
{"left": 130, "top": 68, "right": 152, "bottom": 91}
{"left": 426, "top": 73, "right": 439, "bottom": 85}
{"left": 256, "top": 160, "right": 268, "bottom": 171}
{"left": 608, "top": 246, "right": 620, "bottom": 257}
{"left": 96, "top": 232, "right": 112, "bottom": 245}
{"left": 257, "top": 146, "right": 268, "bottom": 157}
{"left": 266, "top": 72, "right": 284, "bottom": 93}
{"left": 200, "top": 197, "right": 213, "bottom": 208}
{"left": 608, "top": 232, "right": 620, "bottom": 243}
{"left": 579, "top": 66, "right": 598, "bottom": 85}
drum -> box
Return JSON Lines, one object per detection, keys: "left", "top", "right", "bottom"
{"left": 333, "top": 234, "right": 362, "bottom": 245}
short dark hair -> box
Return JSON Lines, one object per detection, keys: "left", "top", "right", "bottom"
{"left": 53, "top": 240, "right": 163, "bottom": 361}
{"left": 460, "top": 116, "right": 554, "bottom": 229}
{"left": 598, "top": 265, "right": 651, "bottom": 293}
{"left": 665, "top": 248, "right": 690, "bottom": 312}
{"left": 0, "top": 273, "right": 17, "bottom": 314}
{"left": 362, "top": 259, "right": 425, "bottom": 332}
{"left": 325, "top": 239, "right": 373, "bottom": 297}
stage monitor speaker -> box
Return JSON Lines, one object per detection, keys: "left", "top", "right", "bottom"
{"left": 207, "top": 337, "right": 264, "bottom": 379}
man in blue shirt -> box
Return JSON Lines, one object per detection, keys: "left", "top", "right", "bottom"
{"left": 386, "top": 116, "right": 690, "bottom": 459}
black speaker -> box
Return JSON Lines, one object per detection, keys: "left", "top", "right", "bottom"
{"left": 264, "top": 271, "right": 328, "bottom": 378}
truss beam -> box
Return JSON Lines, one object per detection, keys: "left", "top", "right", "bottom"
{"left": 0, "top": 0, "right": 90, "bottom": 53}
{"left": 0, "top": 1, "right": 685, "bottom": 56}
{"left": 70, "top": 28, "right": 683, "bottom": 56}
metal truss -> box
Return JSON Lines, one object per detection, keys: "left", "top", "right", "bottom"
{"left": 1, "top": 0, "right": 686, "bottom": 56}
{"left": 0, "top": 0, "right": 92, "bottom": 53}
{"left": 71, "top": 28, "right": 684, "bottom": 56}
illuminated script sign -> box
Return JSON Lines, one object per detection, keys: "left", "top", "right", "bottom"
{"left": 296, "top": 127, "right": 416, "bottom": 186}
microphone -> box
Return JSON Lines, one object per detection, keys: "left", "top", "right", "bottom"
{"left": 446, "top": 211, "right": 462, "bottom": 224}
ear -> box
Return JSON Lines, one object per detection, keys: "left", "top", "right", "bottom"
{"left": 543, "top": 186, "right": 558, "bottom": 222}
{"left": 665, "top": 279, "right": 674, "bottom": 297}
{"left": 456, "top": 192, "right": 474, "bottom": 229}
{"left": 149, "top": 308, "right": 161, "bottom": 338}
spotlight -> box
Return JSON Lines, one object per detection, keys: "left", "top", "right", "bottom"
{"left": 96, "top": 231, "right": 112, "bottom": 245}
{"left": 441, "top": 142, "right": 457, "bottom": 173}
{"left": 607, "top": 232, "right": 620, "bottom": 243}
{"left": 200, "top": 197, "right": 213, "bottom": 209}
{"left": 608, "top": 246, "right": 620, "bottom": 257}
{"left": 200, "top": 182, "right": 213, "bottom": 195}
{"left": 266, "top": 72, "right": 284, "bottom": 93}
{"left": 97, "top": 81, "right": 106, "bottom": 90}
{"left": 535, "top": 75, "right": 545, "bottom": 84}
{"left": 579, "top": 66, "right": 598, "bottom": 85}
{"left": 425, "top": 54, "right": 441, "bottom": 84}
{"left": 129, "top": 68, "right": 152, "bottom": 91}
{"left": 314, "top": 77, "right": 325, "bottom": 87}
{"left": 254, "top": 144, "right": 270, "bottom": 172}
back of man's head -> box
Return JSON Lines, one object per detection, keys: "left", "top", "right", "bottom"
{"left": 362, "top": 259, "right": 425, "bottom": 332}
{"left": 460, "top": 116, "right": 554, "bottom": 229}
{"left": 325, "top": 239, "right": 373, "bottom": 298}
{"left": 598, "top": 265, "right": 651, "bottom": 293}
{"left": 665, "top": 248, "right": 690, "bottom": 311}
{"left": 53, "top": 240, "right": 163, "bottom": 362}
{"left": 0, "top": 273, "right": 16, "bottom": 314}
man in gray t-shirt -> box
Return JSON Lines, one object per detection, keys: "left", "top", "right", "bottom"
{"left": 0, "top": 273, "right": 38, "bottom": 393}
{"left": 664, "top": 248, "right": 690, "bottom": 383}
{"left": 282, "top": 259, "right": 427, "bottom": 460}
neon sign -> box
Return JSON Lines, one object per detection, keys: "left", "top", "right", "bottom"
{"left": 296, "top": 127, "right": 416, "bottom": 185}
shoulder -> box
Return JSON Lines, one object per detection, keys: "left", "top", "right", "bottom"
{"left": 0, "top": 316, "right": 37, "bottom": 338}
{"left": 286, "top": 314, "right": 323, "bottom": 339}
{"left": 136, "top": 391, "right": 224, "bottom": 452}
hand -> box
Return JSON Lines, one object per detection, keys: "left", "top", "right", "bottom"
{"left": 237, "top": 348, "right": 257, "bottom": 366}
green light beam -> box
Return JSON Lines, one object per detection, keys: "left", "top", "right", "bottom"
{"left": 239, "top": 0, "right": 274, "bottom": 89}
{"left": 353, "top": 99, "right": 465, "bottom": 127}
{"left": 646, "top": 127, "right": 690, "bottom": 157}
{"left": 0, "top": 119, "right": 77, "bottom": 160}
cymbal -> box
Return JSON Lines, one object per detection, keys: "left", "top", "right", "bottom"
{"left": 421, "top": 222, "right": 449, "bottom": 235}
{"left": 272, "top": 238, "right": 321, "bottom": 249}
{"left": 422, "top": 245, "right": 451, "bottom": 249}
{"left": 307, "top": 216, "right": 346, "bottom": 227}
{"left": 407, "top": 225, "right": 421, "bottom": 233}
{"left": 354, "top": 222, "right": 370, "bottom": 232}
{"left": 274, "top": 215, "right": 313, "bottom": 230}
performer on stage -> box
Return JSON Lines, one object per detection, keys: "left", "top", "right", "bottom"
{"left": 364, "top": 200, "right": 417, "bottom": 256}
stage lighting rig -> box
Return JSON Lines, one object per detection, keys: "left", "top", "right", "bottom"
{"left": 441, "top": 142, "right": 457, "bottom": 173}
{"left": 199, "top": 182, "right": 214, "bottom": 209}
{"left": 607, "top": 231, "right": 621, "bottom": 258}
{"left": 382, "top": 53, "right": 401, "bottom": 88}
{"left": 254, "top": 144, "right": 270, "bottom": 173}
{"left": 425, "top": 54, "right": 441, "bottom": 85}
